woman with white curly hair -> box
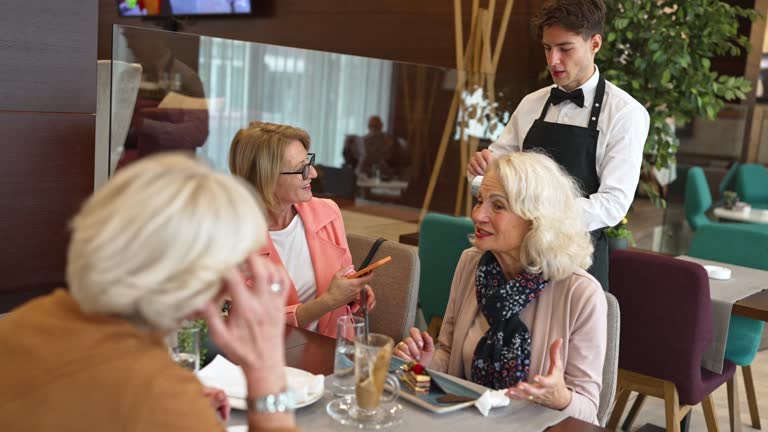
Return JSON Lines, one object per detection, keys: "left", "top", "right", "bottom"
{"left": 394, "top": 151, "right": 607, "bottom": 424}
{"left": 0, "top": 153, "right": 297, "bottom": 432}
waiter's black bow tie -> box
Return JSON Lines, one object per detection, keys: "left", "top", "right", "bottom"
{"left": 550, "top": 87, "right": 585, "bottom": 108}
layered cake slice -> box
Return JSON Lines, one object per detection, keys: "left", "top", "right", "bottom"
{"left": 399, "top": 361, "right": 431, "bottom": 394}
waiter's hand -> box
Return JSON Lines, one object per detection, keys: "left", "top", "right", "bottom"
{"left": 468, "top": 149, "right": 494, "bottom": 176}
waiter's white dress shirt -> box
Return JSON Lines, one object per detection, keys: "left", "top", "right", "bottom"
{"left": 470, "top": 67, "right": 650, "bottom": 231}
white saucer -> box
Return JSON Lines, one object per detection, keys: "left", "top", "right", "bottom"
{"left": 327, "top": 395, "right": 403, "bottom": 429}
{"left": 704, "top": 265, "right": 732, "bottom": 280}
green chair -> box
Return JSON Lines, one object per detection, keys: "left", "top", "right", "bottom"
{"left": 685, "top": 167, "right": 713, "bottom": 231}
{"left": 688, "top": 222, "right": 766, "bottom": 430}
{"left": 417, "top": 213, "right": 475, "bottom": 336}
{"left": 734, "top": 163, "right": 768, "bottom": 209}
{"left": 685, "top": 166, "right": 768, "bottom": 232}
{"left": 718, "top": 162, "right": 739, "bottom": 197}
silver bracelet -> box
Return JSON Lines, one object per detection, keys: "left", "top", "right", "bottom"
{"left": 246, "top": 391, "right": 295, "bottom": 414}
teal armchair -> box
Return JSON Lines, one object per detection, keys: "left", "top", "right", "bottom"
{"left": 718, "top": 162, "right": 740, "bottom": 197}
{"left": 685, "top": 167, "right": 713, "bottom": 231}
{"left": 685, "top": 166, "right": 768, "bottom": 232}
{"left": 417, "top": 213, "right": 475, "bottom": 336}
{"left": 734, "top": 163, "right": 768, "bottom": 209}
{"left": 688, "top": 222, "right": 767, "bottom": 429}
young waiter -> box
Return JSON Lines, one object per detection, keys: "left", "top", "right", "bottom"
{"left": 467, "top": 0, "right": 649, "bottom": 290}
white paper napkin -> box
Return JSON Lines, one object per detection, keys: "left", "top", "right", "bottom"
{"left": 198, "top": 355, "right": 324, "bottom": 404}
{"left": 284, "top": 366, "right": 325, "bottom": 404}
{"left": 474, "top": 389, "right": 510, "bottom": 416}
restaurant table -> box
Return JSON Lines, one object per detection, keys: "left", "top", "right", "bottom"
{"left": 677, "top": 256, "right": 768, "bottom": 373}
{"left": 356, "top": 178, "right": 409, "bottom": 199}
{"left": 673, "top": 256, "right": 768, "bottom": 432}
{"left": 227, "top": 326, "right": 605, "bottom": 431}
{"left": 713, "top": 206, "right": 768, "bottom": 223}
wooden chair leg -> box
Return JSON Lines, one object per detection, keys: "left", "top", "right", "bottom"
{"left": 727, "top": 375, "right": 744, "bottom": 432}
{"left": 607, "top": 388, "right": 632, "bottom": 431}
{"left": 742, "top": 365, "right": 761, "bottom": 429}
{"left": 663, "top": 381, "right": 682, "bottom": 432}
{"left": 701, "top": 394, "right": 720, "bottom": 432}
{"left": 622, "top": 393, "right": 647, "bottom": 431}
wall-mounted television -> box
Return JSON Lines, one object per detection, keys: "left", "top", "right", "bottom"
{"left": 117, "top": 0, "right": 253, "bottom": 17}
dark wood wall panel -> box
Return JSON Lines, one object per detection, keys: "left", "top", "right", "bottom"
{"left": 0, "top": 1, "right": 97, "bottom": 113}
{"left": 99, "top": 0, "right": 544, "bottom": 79}
{"left": 0, "top": 0, "right": 97, "bottom": 312}
{"left": 0, "top": 112, "right": 95, "bottom": 312}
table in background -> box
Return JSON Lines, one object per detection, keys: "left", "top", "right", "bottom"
{"left": 713, "top": 206, "right": 768, "bottom": 224}
{"left": 280, "top": 326, "right": 604, "bottom": 432}
{"left": 356, "top": 178, "right": 409, "bottom": 199}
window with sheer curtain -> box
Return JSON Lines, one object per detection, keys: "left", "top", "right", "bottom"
{"left": 197, "top": 37, "right": 392, "bottom": 171}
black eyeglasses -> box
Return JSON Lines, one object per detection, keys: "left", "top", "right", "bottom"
{"left": 280, "top": 153, "right": 315, "bottom": 180}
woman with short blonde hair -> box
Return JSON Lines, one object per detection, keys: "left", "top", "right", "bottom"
{"left": 395, "top": 152, "right": 607, "bottom": 424}
{"left": 68, "top": 153, "right": 267, "bottom": 331}
{"left": 0, "top": 153, "right": 297, "bottom": 432}
{"left": 229, "top": 122, "right": 375, "bottom": 338}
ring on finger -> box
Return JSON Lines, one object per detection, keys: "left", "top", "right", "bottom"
{"left": 269, "top": 282, "right": 283, "bottom": 294}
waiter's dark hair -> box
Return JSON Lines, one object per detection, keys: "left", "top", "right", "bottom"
{"left": 532, "top": 0, "right": 606, "bottom": 40}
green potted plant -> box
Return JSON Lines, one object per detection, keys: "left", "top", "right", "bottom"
{"left": 723, "top": 190, "right": 739, "bottom": 209}
{"left": 605, "top": 216, "right": 636, "bottom": 251}
{"left": 597, "top": 0, "right": 757, "bottom": 207}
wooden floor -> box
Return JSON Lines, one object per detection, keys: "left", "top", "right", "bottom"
{"left": 341, "top": 197, "right": 768, "bottom": 432}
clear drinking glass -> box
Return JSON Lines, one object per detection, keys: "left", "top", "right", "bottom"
{"left": 331, "top": 315, "right": 365, "bottom": 396}
{"left": 352, "top": 333, "right": 400, "bottom": 420}
{"left": 167, "top": 325, "right": 200, "bottom": 372}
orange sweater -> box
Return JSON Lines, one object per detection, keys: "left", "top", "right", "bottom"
{"left": 0, "top": 290, "right": 297, "bottom": 432}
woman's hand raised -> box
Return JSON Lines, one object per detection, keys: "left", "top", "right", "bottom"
{"left": 393, "top": 327, "right": 435, "bottom": 367}
{"left": 202, "top": 253, "right": 289, "bottom": 377}
{"left": 505, "top": 338, "right": 572, "bottom": 410}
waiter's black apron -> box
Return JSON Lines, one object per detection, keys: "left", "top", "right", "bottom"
{"left": 522, "top": 77, "right": 609, "bottom": 291}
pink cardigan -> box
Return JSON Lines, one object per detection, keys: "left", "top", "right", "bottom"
{"left": 431, "top": 248, "right": 607, "bottom": 424}
{"left": 260, "top": 198, "right": 353, "bottom": 338}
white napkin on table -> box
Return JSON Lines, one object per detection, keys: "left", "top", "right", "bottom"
{"left": 474, "top": 389, "right": 510, "bottom": 416}
{"left": 284, "top": 366, "right": 324, "bottom": 404}
{"left": 198, "top": 355, "right": 323, "bottom": 404}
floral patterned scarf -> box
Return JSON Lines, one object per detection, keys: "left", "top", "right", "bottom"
{"left": 471, "top": 252, "right": 548, "bottom": 389}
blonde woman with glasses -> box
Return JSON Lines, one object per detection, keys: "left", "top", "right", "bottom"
{"left": 229, "top": 122, "right": 376, "bottom": 338}
{"left": 0, "top": 153, "right": 298, "bottom": 432}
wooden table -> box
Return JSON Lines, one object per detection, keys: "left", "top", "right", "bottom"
{"left": 283, "top": 326, "right": 605, "bottom": 431}
{"left": 733, "top": 288, "right": 768, "bottom": 322}
{"left": 398, "top": 231, "right": 420, "bottom": 246}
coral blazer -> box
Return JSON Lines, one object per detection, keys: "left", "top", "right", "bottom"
{"left": 261, "top": 198, "right": 353, "bottom": 338}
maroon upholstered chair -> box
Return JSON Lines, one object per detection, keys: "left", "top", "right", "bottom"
{"left": 606, "top": 250, "right": 736, "bottom": 432}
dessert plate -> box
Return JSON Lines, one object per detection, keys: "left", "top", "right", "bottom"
{"left": 389, "top": 357, "right": 481, "bottom": 414}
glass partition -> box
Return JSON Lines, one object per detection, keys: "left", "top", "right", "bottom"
{"left": 109, "top": 25, "right": 527, "bottom": 215}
